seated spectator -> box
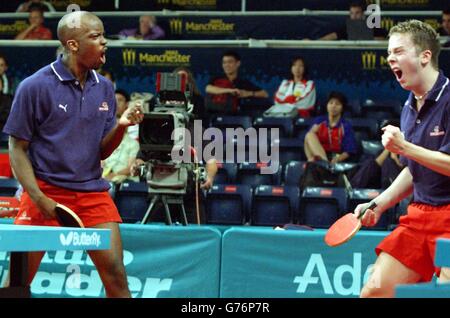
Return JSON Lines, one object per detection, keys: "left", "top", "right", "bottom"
{"left": 101, "top": 89, "right": 140, "bottom": 184}
{"left": 118, "top": 89, "right": 139, "bottom": 140}
{"left": 0, "top": 53, "right": 12, "bottom": 95}
{"left": 16, "top": 0, "right": 55, "bottom": 12}
{"left": 119, "top": 15, "right": 165, "bottom": 40}
{"left": 15, "top": 6, "right": 52, "bottom": 40}
{"left": 438, "top": 8, "right": 450, "bottom": 47}
{"left": 205, "top": 50, "right": 268, "bottom": 114}
{"left": 438, "top": 7, "right": 450, "bottom": 36}
{"left": 317, "top": 1, "right": 386, "bottom": 41}
{"left": 348, "top": 148, "right": 404, "bottom": 189}
{"left": 273, "top": 56, "right": 316, "bottom": 118}
{"left": 172, "top": 66, "right": 206, "bottom": 121}
{"left": 304, "top": 91, "right": 357, "bottom": 164}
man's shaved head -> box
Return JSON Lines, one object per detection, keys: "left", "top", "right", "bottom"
{"left": 57, "top": 11, "right": 107, "bottom": 71}
{"left": 57, "top": 11, "right": 102, "bottom": 47}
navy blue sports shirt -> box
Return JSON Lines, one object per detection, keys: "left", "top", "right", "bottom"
{"left": 400, "top": 71, "right": 450, "bottom": 206}
{"left": 3, "top": 55, "right": 117, "bottom": 191}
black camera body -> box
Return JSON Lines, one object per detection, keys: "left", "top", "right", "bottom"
{"left": 139, "top": 72, "right": 193, "bottom": 162}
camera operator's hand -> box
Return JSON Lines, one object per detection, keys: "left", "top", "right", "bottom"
{"left": 200, "top": 176, "right": 214, "bottom": 190}
{"left": 119, "top": 101, "right": 144, "bottom": 127}
{"left": 130, "top": 158, "right": 145, "bottom": 177}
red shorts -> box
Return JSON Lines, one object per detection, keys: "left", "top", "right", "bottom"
{"left": 15, "top": 179, "right": 122, "bottom": 227}
{"left": 376, "top": 202, "right": 450, "bottom": 282}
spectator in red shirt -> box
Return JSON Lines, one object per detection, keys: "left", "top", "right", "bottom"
{"left": 304, "top": 91, "right": 357, "bottom": 164}
{"left": 206, "top": 51, "right": 268, "bottom": 114}
{"left": 15, "top": 6, "right": 52, "bottom": 40}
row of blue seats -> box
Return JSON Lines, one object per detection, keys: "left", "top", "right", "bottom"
{"left": 205, "top": 131, "right": 383, "bottom": 164}
{"left": 211, "top": 97, "right": 402, "bottom": 130}
{"left": 210, "top": 114, "right": 394, "bottom": 141}
{"left": 114, "top": 180, "right": 405, "bottom": 229}
{"left": 215, "top": 161, "right": 359, "bottom": 186}
{"left": 0, "top": 177, "right": 406, "bottom": 229}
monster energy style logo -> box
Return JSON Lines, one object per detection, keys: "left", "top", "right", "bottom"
{"left": 170, "top": 19, "right": 183, "bottom": 34}
{"left": 361, "top": 51, "right": 377, "bottom": 70}
{"left": 381, "top": 18, "right": 395, "bottom": 32}
{"left": 122, "top": 49, "right": 136, "bottom": 66}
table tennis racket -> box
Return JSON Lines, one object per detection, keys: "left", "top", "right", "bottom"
{"left": 324, "top": 201, "right": 377, "bottom": 247}
{"left": 55, "top": 203, "right": 84, "bottom": 228}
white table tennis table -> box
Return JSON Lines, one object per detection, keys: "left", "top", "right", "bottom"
{"left": 0, "top": 224, "right": 111, "bottom": 297}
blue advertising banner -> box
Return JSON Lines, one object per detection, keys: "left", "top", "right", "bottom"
{"left": 220, "top": 227, "right": 387, "bottom": 298}
{"left": 0, "top": 45, "right": 448, "bottom": 106}
{"left": 0, "top": 223, "right": 222, "bottom": 298}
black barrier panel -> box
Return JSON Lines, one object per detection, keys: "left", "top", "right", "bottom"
{"left": 118, "top": 0, "right": 241, "bottom": 11}
{"left": 246, "top": 0, "right": 447, "bottom": 11}
{"left": 0, "top": 14, "right": 443, "bottom": 40}
{"left": 370, "top": 0, "right": 447, "bottom": 11}
{"left": 246, "top": 0, "right": 350, "bottom": 11}
{"left": 1, "top": 0, "right": 447, "bottom": 12}
{"left": 2, "top": 46, "right": 449, "bottom": 107}
{"left": 0, "top": 0, "right": 116, "bottom": 12}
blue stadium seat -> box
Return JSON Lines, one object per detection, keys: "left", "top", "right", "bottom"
{"left": 294, "top": 117, "right": 315, "bottom": 141}
{"left": 272, "top": 137, "right": 305, "bottom": 165}
{"left": 388, "top": 196, "right": 412, "bottom": 230}
{"left": 238, "top": 98, "right": 272, "bottom": 118}
{"left": 253, "top": 117, "right": 294, "bottom": 138}
{"left": 284, "top": 161, "right": 306, "bottom": 186}
{"left": 214, "top": 163, "right": 238, "bottom": 184}
{"left": 346, "top": 117, "right": 379, "bottom": 143}
{"left": 360, "top": 139, "right": 384, "bottom": 160}
{"left": 0, "top": 132, "right": 9, "bottom": 149}
{"left": 114, "top": 181, "right": 148, "bottom": 223}
{"left": 299, "top": 187, "right": 347, "bottom": 228}
{"left": 347, "top": 98, "right": 362, "bottom": 117}
{"left": 204, "top": 94, "right": 236, "bottom": 118}
{"left": 0, "top": 178, "right": 20, "bottom": 197}
{"left": 210, "top": 115, "right": 253, "bottom": 132}
{"left": 225, "top": 134, "right": 262, "bottom": 163}
{"left": 251, "top": 185, "right": 300, "bottom": 226}
{"left": 237, "top": 162, "right": 282, "bottom": 186}
{"left": 205, "top": 184, "right": 252, "bottom": 225}
{"left": 346, "top": 188, "right": 394, "bottom": 230}
{"left": 362, "top": 98, "right": 402, "bottom": 121}
{"left": 108, "top": 182, "right": 116, "bottom": 199}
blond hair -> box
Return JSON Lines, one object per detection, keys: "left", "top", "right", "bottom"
{"left": 389, "top": 20, "right": 441, "bottom": 69}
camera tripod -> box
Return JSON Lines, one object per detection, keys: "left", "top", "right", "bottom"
{"left": 141, "top": 192, "right": 188, "bottom": 225}
{"left": 139, "top": 160, "right": 190, "bottom": 225}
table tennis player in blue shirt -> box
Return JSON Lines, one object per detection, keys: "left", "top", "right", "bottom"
{"left": 354, "top": 20, "right": 450, "bottom": 298}
{"left": 2, "top": 11, "right": 143, "bottom": 297}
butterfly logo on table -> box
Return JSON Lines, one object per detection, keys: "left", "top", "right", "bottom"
{"left": 60, "top": 232, "right": 74, "bottom": 246}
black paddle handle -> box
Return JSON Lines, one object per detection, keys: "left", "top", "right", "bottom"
{"left": 357, "top": 201, "right": 378, "bottom": 220}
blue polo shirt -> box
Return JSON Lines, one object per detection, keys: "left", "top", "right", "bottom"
{"left": 400, "top": 71, "right": 450, "bottom": 206}
{"left": 3, "top": 55, "right": 116, "bottom": 191}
